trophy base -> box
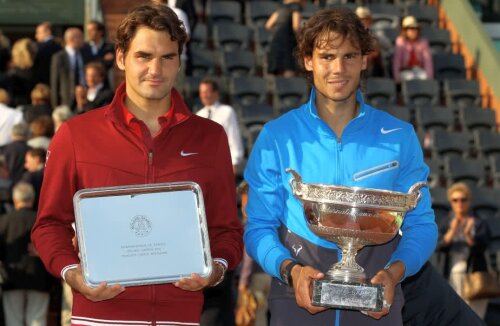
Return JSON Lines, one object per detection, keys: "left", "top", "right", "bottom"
{"left": 312, "top": 279, "right": 384, "bottom": 312}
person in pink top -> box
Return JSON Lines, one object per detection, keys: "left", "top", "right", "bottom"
{"left": 392, "top": 16, "right": 433, "bottom": 83}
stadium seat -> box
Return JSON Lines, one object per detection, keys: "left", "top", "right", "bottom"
{"left": 368, "top": 3, "right": 401, "bottom": 30}
{"left": 237, "top": 102, "right": 275, "bottom": 127}
{"left": 301, "top": 3, "right": 319, "bottom": 20}
{"left": 459, "top": 107, "right": 497, "bottom": 132}
{"left": 229, "top": 76, "right": 267, "bottom": 107}
{"left": 190, "top": 23, "right": 209, "bottom": 50}
{"left": 420, "top": 26, "right": 451, "bottom": 54}
{"left": 443, "top": 79, "right": 481, "bottom": 110}
{"left": 221, "top": 49, "right": 257, "bottom": 78}
{"left": 380, "top": 105, "right": 411, "bottom": 122}
{"left": 429, "top": 186, "right": 451, "bottom": 225}
{"left": 190, "top": 49, "right": 218, "bottom": 77}
{"left": 444, "top": 157, "right": 488, "bottom": 188}
{"left": 474, "top": 130, "right": 500, "bottom": 158}
{"left": 401, "top": 79, "right": 440, "bottom": 108}
{"left": 213, "top": 22, "right": 251, "bottom": 52}
{"left": 206, "top": 1, "right": 242, "bottom": 26}
{"left": 365, "top": 77, "right": 397, "bottom": 107}
{"left": 433, "top": 53, "right": 466, "bottom": 81}
{"left": 245, "top": 1, "right": 280, "bottom": 27}
{"left": 415, "top": 105, "right": 455, "bottom": 132}
{"left": 406, "top": 3, "right": 439, "bottom": 27}
{"left": 491, "top": 156, "right": 500, "bottom": 188}
{"left": 470, "top": 186, "right": 500, "bottom": 220}
{"left": 245, "top": 123, "right": 265, "bottom": 156}
{"left": 273, "top": 76, "right": 310, "bottom": 114}
{"left": 425, "top": 157, "right": 444, "bottom": 188}
{"left": 432, "top": 130, "right": 472, "bottom": 160}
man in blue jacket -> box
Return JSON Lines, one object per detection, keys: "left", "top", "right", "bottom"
{"left": 244, "top": 8, "right": 438, "bottom": 325}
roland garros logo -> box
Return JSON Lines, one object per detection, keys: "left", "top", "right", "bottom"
{"left": 130, "top": 215, "right": 152, "bottom": 237}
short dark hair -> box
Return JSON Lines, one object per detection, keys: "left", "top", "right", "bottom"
{"left": 89, "top": 20, "right": 105, "bottom": 34}
{"left": 295, "top": 8, "right": 375, "bottom": 83}
{"left": 200, "top": 78, "right": 219, "bottom": 92}
{"left": 115, "top": 4, "right": 188, "bottom": 56}
{"left": 85, "top": 61, "right": 106, "bottom": 79}
{"left": 27, "top": 147, "right": 47, "bottom": 164}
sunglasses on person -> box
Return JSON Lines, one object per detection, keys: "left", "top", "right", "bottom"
{"left": 451, "top": 197, "right": 469, "bottom": 203}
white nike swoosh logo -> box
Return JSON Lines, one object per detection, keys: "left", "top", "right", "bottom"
{"left": 180, "top": 150, "right": 198, "bottom": 157}
{"left": 381, "top": 127, "right": 403, "bottom": 134}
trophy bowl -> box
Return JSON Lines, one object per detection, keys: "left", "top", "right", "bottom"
{"left": 287, "top": 168, "right": 426, "bottom": 311}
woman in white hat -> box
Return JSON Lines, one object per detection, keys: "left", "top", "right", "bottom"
{"left": 392, "top": 15, "right": 433, "bottom": 83}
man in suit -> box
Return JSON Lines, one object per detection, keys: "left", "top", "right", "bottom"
{"left": 0, "top": 182, "right": 52, "bottom": 326}
{"left": 34, "top": 22, "right": 62, "bottom": 85}
{"left": 50, "top": 27, "right": 84, "bottom": 108}
{"left": 74, "top": 61, "right": 114, "bottom": 113}
{"left": 1, "top": 122, "right": 29, "bottom": 187}
{"left": 81, "top": 20, "right": 115, "bottom": 72}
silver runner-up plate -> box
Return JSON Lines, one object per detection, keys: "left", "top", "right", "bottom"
{"left": 73, "top": 182, "right": 212, "bottom": 288}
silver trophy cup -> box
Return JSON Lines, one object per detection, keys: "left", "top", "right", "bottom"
{"left": 287, "top": 168, "right": 426, "bottom": 311}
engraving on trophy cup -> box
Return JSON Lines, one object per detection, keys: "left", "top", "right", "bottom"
{"left": 286, "top": 168, "right": 426, "bottom": 311}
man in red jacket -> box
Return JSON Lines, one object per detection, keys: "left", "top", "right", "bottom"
{"left": 31, "top": 4, "right": 243, "bottom": 325}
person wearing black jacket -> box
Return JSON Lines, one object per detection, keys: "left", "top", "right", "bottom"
{"left": 0, "top": 182, "right": 52, "bottom": 325}
{"left": 34, "top": 22, "right": 62, "bottom": 86}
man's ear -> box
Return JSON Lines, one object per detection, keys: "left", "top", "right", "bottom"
{"left": 116, "top": 50, "right": 125, "bottom": 71}
{"left": 361, "top": 54, "right": 368, "bottom": 71}
{"left": 304, "top": 56, "right": 313, "bottom": 72}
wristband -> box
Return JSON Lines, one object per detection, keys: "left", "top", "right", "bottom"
{"left": 281, "top": 261, "right": 303, "bottom": 287}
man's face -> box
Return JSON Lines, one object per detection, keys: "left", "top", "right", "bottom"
{"left": 85, "top": 67, "right": 103, "bottom": 88}
{"left": 35, "top": 25, "right": 47, "bottom": 42}
{"left": 304, "top": 32, "right": 367, "bottom": 105}
{"left": 199, "top": 83, "right": 219, "bottom": 107}
{"left": 66, "top": 29, "right": 84, "bottom": 50}
{"left": 116, "top": 27, "right": 180, "bottom": 108}
{"left": 24, "top": 153, "right": 41, "bottom": 172}
{"left": 86, "top": 23, "right": 101, "bottom": 42}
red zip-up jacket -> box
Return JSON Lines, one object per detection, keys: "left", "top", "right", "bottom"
{"left": 31, "top": 83, "right": 243, "bottom": 325}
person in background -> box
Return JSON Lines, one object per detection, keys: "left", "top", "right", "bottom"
{"left": 266, "top": 0, "right": 304, "bottom": 77}
{"left": 27, "top": 116, "right": 54, "bottom": 151}
{"left": 32, "top": 4, "right": 242, "bottom": 325}
{"left": 50, "top": 27, "right": 85, "bottom": 107}
{"left": 392, "top": 16, "right": 433, "bottom": 83}
{"left": 34, "top": 22, "right": 62, "bottom": 86}
{"left": 74, "top": 62, "right": 114, "bottom": 113}
{"left": 21, "top": 83, "right": 53, "bottom": 125}
{"left": 81, "top": 20, "right": 115, "bottom": 73}
{"left": 9, "top": 38, "right": 38, "bottom": 107}
{"left": 0, "top": 182, "right": 52, "bottom": 326}
{"left": 355, "top": 6, "right": 387, "bottom": 78}
{"left": 196, "top": 78, "right": 244, "bottom": 175}
{"left": 51, "top": 105, "right": 74, "bottom": 133}
{"left": 235, "top": 180, "right": 271, "bottom": 326}
{"left": 1, "top": 122, "right": 29, "bottom": 187}
{"left": 438, "top": 182, "right": 491, "bottom": 319}
{"left": 0, "top": 89, "right": 23, "bottom": 147}
{"left": 21, "top": 147, "right": 46, "bottom": 211}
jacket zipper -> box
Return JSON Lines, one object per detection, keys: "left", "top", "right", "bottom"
{"left": 335, "top": 137, "right": 342, "bottom": 184}
{"left": 148, "top": 149, "right": 156, "bottom": 324}
{"left": 147, "top": 150, "right": 154, "bottom": 184}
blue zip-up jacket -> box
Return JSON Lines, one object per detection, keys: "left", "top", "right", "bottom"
{"left": 244, "top": 88, "right": 438, "bottom": 281}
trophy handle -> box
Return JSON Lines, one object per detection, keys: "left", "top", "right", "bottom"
{"left": 286, "top": 168, "right": 303, "bottom": 196}
{"left": 407, "top": 182, "right": 427, "bottom": 208}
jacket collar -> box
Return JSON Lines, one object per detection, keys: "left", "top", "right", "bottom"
{"left": 305, "top": 87, "right": 370, "bottom": 137}
{"left": 105, "top": 82, "right": 192, "bottom": 128}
